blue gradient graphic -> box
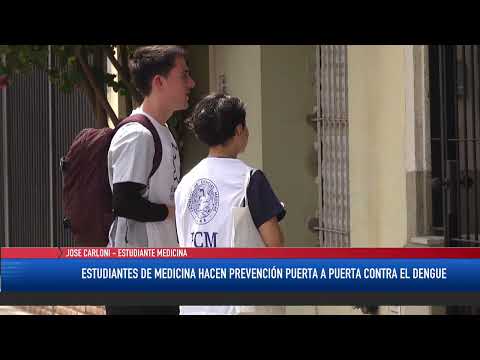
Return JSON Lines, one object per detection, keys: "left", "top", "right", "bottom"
{"left": 1, "top": 258, "right": 479, "bottom": 292}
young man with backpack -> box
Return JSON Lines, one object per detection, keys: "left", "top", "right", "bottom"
{"left": 106, "top": 45, "right": 195, "bottom": 315}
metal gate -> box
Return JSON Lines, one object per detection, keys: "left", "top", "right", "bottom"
{"left": 1, "top": 82, "right": 5, "bottom": 247}
{"left": 0, "top": 53, "right": 96, "bottom": 247}
{"left": 430, "top": 45, "right": 480, "bottom": 315}
{"left": 430, "top": 45, "right": 480, "bottom": 247}
{"left": 313, "top": 45, "right": 350, "bottom": 247}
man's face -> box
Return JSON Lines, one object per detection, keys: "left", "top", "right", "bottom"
{"left": 161, "top": 56, "right": 195, "bottom": 111}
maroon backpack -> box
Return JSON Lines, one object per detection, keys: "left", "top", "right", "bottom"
{"left": 61, "top": 114, "right": 162, "bottom": 247}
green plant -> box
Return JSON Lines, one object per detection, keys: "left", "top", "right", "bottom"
{"left": 0, "top": 45, "right": 189, "bottom": 155}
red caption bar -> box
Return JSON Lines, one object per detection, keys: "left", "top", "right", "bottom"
{"left": 3, "top": 247, "right": 480, "bottom": 259}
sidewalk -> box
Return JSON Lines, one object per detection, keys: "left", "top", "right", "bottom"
{"left": 15, "top": 306, "right": 106, "bottom": 315}
{"left": 0, "top": 306, "right": 33, "bottom": 315}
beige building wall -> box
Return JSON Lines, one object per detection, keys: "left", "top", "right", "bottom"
{"left": 349, "top": 45, "right": 408, "bottom": 248}
{"left": 209, "top": 45, "right": 263, "bottom": 169}
{"left": 208, "top": 45, "right": 319, "bottom": 249}
{"left": 260, "top": 45, "right": 318, "bottom": 248}
{"left": 348, "top": 45, "right": 441, "bottom": 316}
{"left": 180, "top": 45, "right": 210, "bottom": 175}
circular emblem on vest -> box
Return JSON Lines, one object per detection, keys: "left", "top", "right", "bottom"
{"left": 187, "top": 178, "right": 220, "bottom": 225}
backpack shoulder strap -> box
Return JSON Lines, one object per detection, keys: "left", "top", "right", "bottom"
{"left": 115, "top": 114, "right": 162, "bottom": 179}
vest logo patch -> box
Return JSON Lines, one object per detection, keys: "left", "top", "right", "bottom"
{"left": 187, "top": 178, "right": 220, "bottom": 225}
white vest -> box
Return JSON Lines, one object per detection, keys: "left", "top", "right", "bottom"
{"left": 108, "top": 108, "right": 180, "bottom": 248}
{"left": 175, "top": 157, "right": 254, "bottom": 315}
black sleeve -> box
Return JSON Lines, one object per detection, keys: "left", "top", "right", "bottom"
{"left": 112, "top": 182, "right": 169, "bottom": 222}
{"left": 246, "top": 170, "right": 286, "bottom": 229}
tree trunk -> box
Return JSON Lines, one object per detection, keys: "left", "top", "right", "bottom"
{"left": 118, "top": 45, "right": 133, "bottom": 117}
{"left": 74, "top": 48, "right": 99, "bottom": 126}
{"left": 77, "top": 63, "right": 97, "bottom": 116}
{"left": 74, "top": 46, "right": 119, "bottom": 127}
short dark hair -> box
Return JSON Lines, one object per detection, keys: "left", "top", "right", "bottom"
{"left": 128, "top": 45, "right": 186, "bottom": 97}
{"left": 187, "top": 93, "right": 246, "bottom": 146}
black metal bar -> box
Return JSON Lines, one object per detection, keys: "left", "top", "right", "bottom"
{"left": 472, "top": 46, "right": 479, "bottom": 243}
{"left": 454, "top": 46, "right": 462, "bottom": 245}
{"left": 1, "top": 64, "right": 7, "bottom": 247}
{"left": 447, "top": 160, "right": 459, "bottom": 246}
{"left": 439, "top": 46, "right": 450, "bottom": 245}
{"left": 462, "top": 46, "right": 470, "bottom": 242}
{"left": 48, "top": 46, "right": 55, "bottom": 247}
{"left": 0, "top": 85, "right": 3, "bottom": 247}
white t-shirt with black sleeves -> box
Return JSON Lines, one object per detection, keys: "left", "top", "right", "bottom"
{"left": 107, "top": 107, "right": 180, "bottom": 248}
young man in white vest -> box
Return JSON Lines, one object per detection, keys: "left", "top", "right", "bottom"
{"left": 175, "top": 93, "right": 286, "bottom": 315}
{"left": 106, "top": 45, "right": 195, "bottom": 315}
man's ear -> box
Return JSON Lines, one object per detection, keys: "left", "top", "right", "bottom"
{"left": 152, "top": 74, "right": 164, "bottom": 91}
{"left": 235, "top": 123, "right": 244, "bottom": 136}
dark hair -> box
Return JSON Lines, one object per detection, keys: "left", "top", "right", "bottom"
{"left": 128, "top": 45, "right": 186, "bottom": 97}
{"left": 187, "top": 93, "right": 246, "bottom": 146}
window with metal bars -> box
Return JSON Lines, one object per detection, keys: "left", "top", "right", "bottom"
{"left": 312, "top": 45, "right": 350, "bottom": 248}
{"left": 430, "top": 45, "right": 480, "bottom": 248}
